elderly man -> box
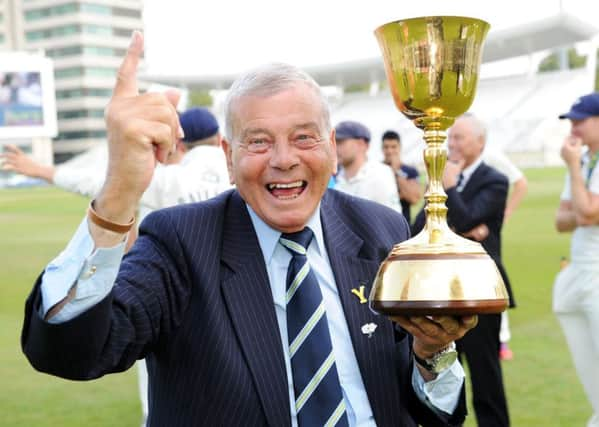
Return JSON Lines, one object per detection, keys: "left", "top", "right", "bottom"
{"left": 22, "top": 32, "right": 476, "bottom": 427}
{"left": 413, "top": 113, "right": 512, "bottom": 427}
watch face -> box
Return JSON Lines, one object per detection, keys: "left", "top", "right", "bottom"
{"left": 431, "top": 350, "right": 458, "bottom": 374}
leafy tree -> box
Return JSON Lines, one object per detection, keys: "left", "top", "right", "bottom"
{"left": 188, "top": 90, "right": 213, "bottom": 107}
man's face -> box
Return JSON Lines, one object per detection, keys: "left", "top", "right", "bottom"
{"left": 447, "top": 117, "right": 484, "bottom": 167}
{"left": 336, "top": 137, "right": 366, "bottom": 168}
{"left": 222, "top": 83, "right": 337, "bottom": 233}
{"left": 382, "top": 138, "right": 401, "bottom": 166}
{"left": 570, "top": 116, "right": 599, "bottom": 146}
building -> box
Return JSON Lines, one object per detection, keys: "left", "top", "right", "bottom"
{"left": 0, "top": 0, "right": 143, "bottom": 162}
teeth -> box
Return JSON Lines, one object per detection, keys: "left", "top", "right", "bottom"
{"left": 268, "top": 181, "right": 303, "bottom": 190}
{"left": 277, "top": 194, "right": 300, "bottom": 200}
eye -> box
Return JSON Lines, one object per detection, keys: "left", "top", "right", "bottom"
{"left": 244, "top": 137, "right": 271, "bottom": 153}
{"left": 294, "top": 134, "right": 320, "bottom": 148}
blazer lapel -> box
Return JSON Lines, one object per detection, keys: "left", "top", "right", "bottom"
{"left": 320, "top": 195, "right": 402, "bottom": 426}
{"left": 220, "top": 192, "right": 291, "bottom": 427}
{"left": 460, "top": 162, "right": 487, "bottom": 198}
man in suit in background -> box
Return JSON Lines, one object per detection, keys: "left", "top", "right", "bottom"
{"left": 22, "top": 32, "right": 477, "bottom": 426}
{"left": 413, "top": 113, "right": 512, "bottom": 427}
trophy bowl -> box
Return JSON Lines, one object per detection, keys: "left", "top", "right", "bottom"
{"left": 369, "top": 16, "right": 509, "bottom": 316}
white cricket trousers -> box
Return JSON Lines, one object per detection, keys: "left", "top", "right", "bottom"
{"left": 553, "top": 263, "right": 599, "bottom": 427}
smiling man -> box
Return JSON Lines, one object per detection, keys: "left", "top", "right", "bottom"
{"left": 22, "top": 32, "right": 477, "bottom": 427}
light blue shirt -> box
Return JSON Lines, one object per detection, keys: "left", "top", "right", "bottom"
{"left": 245, "top": 204, "right": 464, "bottom": 425}
{"left": 40, "top": 208, "right": 464, "bottom": 424}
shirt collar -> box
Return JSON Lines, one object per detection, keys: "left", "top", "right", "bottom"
{"left": 461, "top": 156, "right": 483, "bottom": 187}
{"left": 246, "top": 203, "right": 325, "bottom": 266}
{"left": 338, "top": 159, "right": 371, "bottom": 183}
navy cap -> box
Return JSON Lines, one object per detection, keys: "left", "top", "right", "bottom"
{"left": 559, "top": 93, "right": 599, "bottom": 120}
{"left": 335, "top": 120, "right": 371, "bottom": 143}
{"left": 179, "top": 107, "right": 219, "bottom": 143}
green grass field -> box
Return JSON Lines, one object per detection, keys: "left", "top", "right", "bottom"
{"left": 0, "top": 167, "right": 591, "bottom": 426}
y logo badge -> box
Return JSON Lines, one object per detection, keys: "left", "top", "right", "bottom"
{"left": 351, "top": 285, "right": 368, "bottom": 304}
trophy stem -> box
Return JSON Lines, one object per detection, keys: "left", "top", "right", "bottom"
{"left": 422, "top": 128, "right": 450, "bottom": 243}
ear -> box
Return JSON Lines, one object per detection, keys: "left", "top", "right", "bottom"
{"left": 221, "top": 138, "right": 235, "bottom": 185}
{"left": 329, "top": 128, "right": 338, "bottom": 174}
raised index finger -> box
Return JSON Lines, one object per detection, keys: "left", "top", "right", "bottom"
{"left": 113, "top": 30, "right": 143, "bottom": 98}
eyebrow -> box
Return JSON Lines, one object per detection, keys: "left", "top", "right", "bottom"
{"left": 240, "top": 122, "right": 322, "bottom": 140}
{"left": 240, "top": 128, "right": 272, "bottom": 140}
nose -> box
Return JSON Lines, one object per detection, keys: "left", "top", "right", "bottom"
{"left": 269, "top": 140, "right": 299, "bottom": 170}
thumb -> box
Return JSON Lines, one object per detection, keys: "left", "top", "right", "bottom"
{"left": 164, "top": 89, "right": 184, "bottom": 140}
{"left": 164, "top": 89, "right": 181, "bottom": 110}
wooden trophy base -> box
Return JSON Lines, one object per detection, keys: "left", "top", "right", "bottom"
{"left": 370, "top": 299, "right": 508, "bottom": 316}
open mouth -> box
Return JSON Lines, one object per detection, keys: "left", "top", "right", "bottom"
{"left": 266, "top": 180, "right": 307, "bottom": 200}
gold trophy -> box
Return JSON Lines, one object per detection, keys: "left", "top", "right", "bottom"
{"left": 369, "top": 16, "right": 509, "bottom": 315}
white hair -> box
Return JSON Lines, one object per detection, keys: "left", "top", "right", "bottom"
{"left": 458, "top": 112, "right": 487, "bottom": 141}
{"left": 223, "top": 63, "right": 331, "bottom": 140}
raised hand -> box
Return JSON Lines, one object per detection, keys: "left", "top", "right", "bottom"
{"left": 560, "top": 135, "right": 583, "bottom": 168}
{"left": 443, "top": 159, "right": 464, "bottom": 189}
{"left": 0, "top": 144, "right": 55, "bottom": 182}
{"left": 95, "top": 31, "right": 182, "bottom": 223}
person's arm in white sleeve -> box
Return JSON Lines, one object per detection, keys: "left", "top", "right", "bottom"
{"left": 375, "top": 164, "right": 402, "bottom": 211}
{"left": 53, "top": 165, "right": 106, "bottom": 199}
{"left": 504, "top": 175, "right": 527, "bottom": 222}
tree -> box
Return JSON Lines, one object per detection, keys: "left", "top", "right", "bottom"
{"left": 188, "top": 90, "right": 213, "bottom": 107}
{"left": 538, "top": 47, "right": 598, "bottom": 90}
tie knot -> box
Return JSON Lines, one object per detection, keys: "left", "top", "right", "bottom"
{"left": 280, "top": 227, "right": 314, "bottom": 255}
{"left": 456, "top": 172, "right": 464, "bottom": 190}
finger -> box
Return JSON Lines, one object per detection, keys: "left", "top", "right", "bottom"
{"left": 163, "top": 90, "right": 184, "bottom": 139}
{"left": 431, "top": 315, "right": 460, "bottom": 335}
{"left": 0, "top": 152, "right": 16, "bottom": 162}
{"left": 460, "top": 315, "right": 478, "bottom": 330}
{"left": 137, "top": 120, "right": 175, "bottom": 163}
{"left": 4, "top": 144, "right": 22, "bottom": 155}
{"left": 113, "top": 30, "right": 143, "bottom": 98}
{"left": 409, "top": 316, "right": 444, "bottom": 337}
{"left": 135, "top": 92, "right": 182, "bottom": 140}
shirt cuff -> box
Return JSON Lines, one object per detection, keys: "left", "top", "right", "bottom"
{"left": 40, "top": 216, "right": 126, "bottom": 323}
{"left": 411, "top": 359, "right": 465, "bottom": 415}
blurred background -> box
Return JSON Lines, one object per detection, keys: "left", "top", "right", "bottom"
{"left": 0, "top": 0, "right": 598, "bottom": 181}
{"left": 0, "top": 0, "right": 597, "bottom": 425}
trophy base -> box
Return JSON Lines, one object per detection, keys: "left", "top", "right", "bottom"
{"left": 370, "top": 298, "right": 508, "bottom": 316}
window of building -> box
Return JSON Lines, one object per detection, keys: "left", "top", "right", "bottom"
{"left": 57, "top": 109, "right": 105, "bottom": 119}
{"left": 56, "top": 88, "right": 112, "bottom": 98}
{"left": 25, "top": 3, "right": 78, "bottom": 21}
{"left": 80, "top": 3, "right": 111, "bottom": 15}
{"left": 56, "top": 129, "right": 106, "bottom": 140}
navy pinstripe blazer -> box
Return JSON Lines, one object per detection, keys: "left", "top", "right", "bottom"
{"left": 22, "top": 189, "right": 466, "bottom": 427}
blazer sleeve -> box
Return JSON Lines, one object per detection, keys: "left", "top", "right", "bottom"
{"left": 22, "top": 210, "right": 193, "bottom": 380}
{"left": 394, "top": 328, "right": 467, "bottom": 427}
{"left": 446, "top": 174, "right": 508, "bottom": 232}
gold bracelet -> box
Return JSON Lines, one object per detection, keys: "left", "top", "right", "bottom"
{"left": 87, "top": 200, "right": 135, "bottom": 234}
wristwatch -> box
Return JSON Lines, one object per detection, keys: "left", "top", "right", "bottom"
{"left": 414, "top": 342, "right": 457, "bottom": 374}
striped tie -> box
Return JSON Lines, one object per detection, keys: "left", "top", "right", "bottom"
{"left": 280, "top": 228, "right": 349, "bottom": 427}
